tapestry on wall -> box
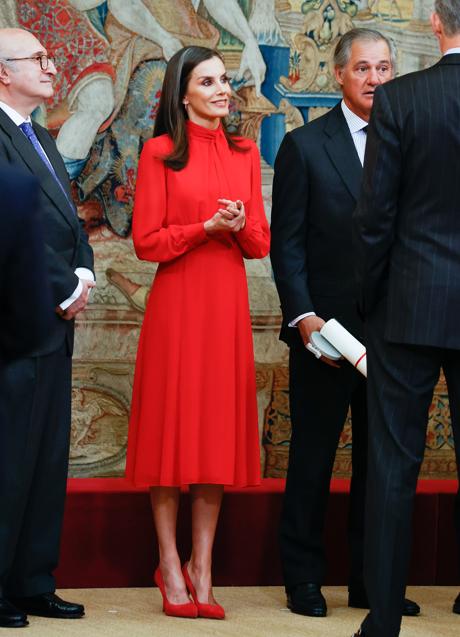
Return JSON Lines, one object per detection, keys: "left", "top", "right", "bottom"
{"left": 2, "top": 0, "right": 455, "bottom": 479}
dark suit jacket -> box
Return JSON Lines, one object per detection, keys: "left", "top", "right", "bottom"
{"left": 0, "top": 108, "right": 94, "bottom": 355}
{"left": 0, "top": 165, "right": 53, "bottom": 360}
{"left": 353, "top": 54, "right": 460, "bottom": 348}
{"left": 271, "top": 103, "right": 363, "bottom": 347}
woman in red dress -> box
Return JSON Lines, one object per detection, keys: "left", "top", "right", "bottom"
{"left": 126, "top": 46, "right": 270, "bottom": 619}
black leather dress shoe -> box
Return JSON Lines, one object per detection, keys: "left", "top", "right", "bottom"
{"left": 0, "top": 598, "right": 28, "bottom": 628}
{"left": 453, "top": 593, "right": 460, "bottom": 615}
{"left": 286, "top": 583, "right": 327, "bottom": 617}
{"left": 9, "top": 593, "right": 85, "bottom": 619}
{"left": 402, "top": 597, "right": 421, "bottom": 616}
{"left": 348, "top": 586, "right": 420, "bottom": 616}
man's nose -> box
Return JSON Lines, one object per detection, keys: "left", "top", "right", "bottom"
{"left": 47, "top": 59, "right": 57, "bottom": 75}
{"left": 367, "top": 68, "right": 380, "bottom": 84}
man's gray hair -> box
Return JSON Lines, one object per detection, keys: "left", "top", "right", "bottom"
{"left": 0, "top": 57, "right": 17, "bottom": 71}
{"left": 435, "top": 0, "right": 460, "bottom": 36}
{"left": 0, "top": 44, "right": 15, "bottom": 71}
{"left": 334, "top": 28, "right": 397, "bottom": 71}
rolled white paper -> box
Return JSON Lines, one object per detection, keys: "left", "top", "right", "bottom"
{"left": 320, "top": 319, "right": 367, "bottom": 377}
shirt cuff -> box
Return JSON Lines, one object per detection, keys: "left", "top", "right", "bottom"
{"left": 288, "top": 311, "right": 316, "bottom": 327}
{"left": 75, "top": 267, "right": 95, "bottom": 282}
{"left": 60, "top": 279, "right": 82, "bottom": 310}
{"left": 59, "top": 268, "right": 95, "bottom": 310}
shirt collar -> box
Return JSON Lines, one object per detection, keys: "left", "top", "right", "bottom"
{"left": 0, "top": 101, "right": 31, "bottom": 126}
{"left": 444, "top": 47, "right": 460, "bottom": 55}
{"left": 341, "top": 99, "right": 368, "bottom": 134}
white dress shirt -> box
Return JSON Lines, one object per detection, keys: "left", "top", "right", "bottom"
{"left": 445, "top": 47, "right": 460, "bottom": 55}
{"left": 288, "top": 99, "right": 368, "bottom": 328}
{"left": 0, "top": 101, "right": 94, "bottom": 309}
{"left": 340, "top": 100, "right": 368, "bottom": 166}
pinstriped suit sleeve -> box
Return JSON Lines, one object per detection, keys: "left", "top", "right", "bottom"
{"left": 353, "top": 85, "right": 402, "bottom": 315}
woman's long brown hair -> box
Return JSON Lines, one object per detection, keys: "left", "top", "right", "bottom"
{"left": 153, "top": 46, "right": 248, "bottom": 171}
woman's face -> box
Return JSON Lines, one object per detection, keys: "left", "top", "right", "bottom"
{"left": 183, "top": 56, "right": 231, "bottom": 129}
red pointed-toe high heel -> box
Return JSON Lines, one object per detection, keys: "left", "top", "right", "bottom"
{"left": 182, "top": 562, "right": 225, "bottom": 619}
{"left": 154, "top": 567, "right": 198, "bottom": 618}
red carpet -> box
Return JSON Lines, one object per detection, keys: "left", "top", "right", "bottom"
{"left": 56, "top": 478, "right": 458, "bottom": 588}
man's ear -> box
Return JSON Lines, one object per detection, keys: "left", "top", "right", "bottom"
{"left": 430, "top": 12, "right": 443, "bottom": 40}
{"left": 0, "top": 62, "right": 11, "bottom": 86}
{"left": 334, "top": 65, "right": 344, "bottom": 87}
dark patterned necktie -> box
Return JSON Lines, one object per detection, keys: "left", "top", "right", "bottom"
{"left": 362, "top": 125, "right": 368, "bottom": 135}
{"left": 19, "top": 122, "right": 75, "bottom": 213}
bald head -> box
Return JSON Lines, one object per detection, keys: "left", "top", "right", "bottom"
{"left": 0, "top": 28, "right": 55, "bottom": 117}
{"left": 0, "top": 28, "right": 44, "bottom": 59}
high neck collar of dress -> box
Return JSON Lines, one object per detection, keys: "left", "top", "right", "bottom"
{"left": 186, "top": 119, "right": 224, "bottom": 140}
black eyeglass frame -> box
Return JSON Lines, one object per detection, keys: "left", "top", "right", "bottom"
{"left": 5, "top": 54, "right": 55, "bottom": 71}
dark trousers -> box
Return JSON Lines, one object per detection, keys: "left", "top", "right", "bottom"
{"left": 279, "top": 343, "right": 367, "bottom": 589}
{"left": 0, "top": 344, "right": 72, "bottom": 597}
{"left": 361, "top": 307, "right": 460, "bottom": 637}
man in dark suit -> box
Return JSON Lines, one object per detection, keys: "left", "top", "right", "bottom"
{"left": 0, "top": 28, "right": 94, "bottom": 628}
{"left": 271, "top": 28, "right": 419, "bottom": 618}
{"left": 0, "top": 165, "right": 54, "bottom": 623}
{"left": 0, "top": 165, "right": 52, "bottom": 360}
{"left": 352, "top": 2, "right": 460, "bottom": 635}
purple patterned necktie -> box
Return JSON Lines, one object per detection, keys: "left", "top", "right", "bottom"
{"left": 19, "top": 122, "right": 75, "bottom": 212}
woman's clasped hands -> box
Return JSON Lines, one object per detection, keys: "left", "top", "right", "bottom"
{"left": 204, "top": 198, "right": 246, "bottom": 234}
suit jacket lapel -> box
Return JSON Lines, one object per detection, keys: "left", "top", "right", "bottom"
{"left": 323, "top": 104, "right": 362, "bottom": 201}
{"left": 33, "top": 124, "right": 79, "bottom": 227}
{"left": 0, "top": 110, "right": 78, "bottom": 238}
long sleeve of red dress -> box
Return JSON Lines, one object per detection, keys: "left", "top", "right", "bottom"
{"left": 132, "top": 138, "right": 209, "bottom": 263}
{"left": 235, "top": 143, "right": 270, "bottom": 259}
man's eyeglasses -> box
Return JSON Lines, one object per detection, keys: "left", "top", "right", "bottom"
{"left": 5, "top": 54, "right": 55, "bottom": 71}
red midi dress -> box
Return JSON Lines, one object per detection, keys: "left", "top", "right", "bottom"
{"left": 125, "top": 120, "right": 270, "bottom": 487}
